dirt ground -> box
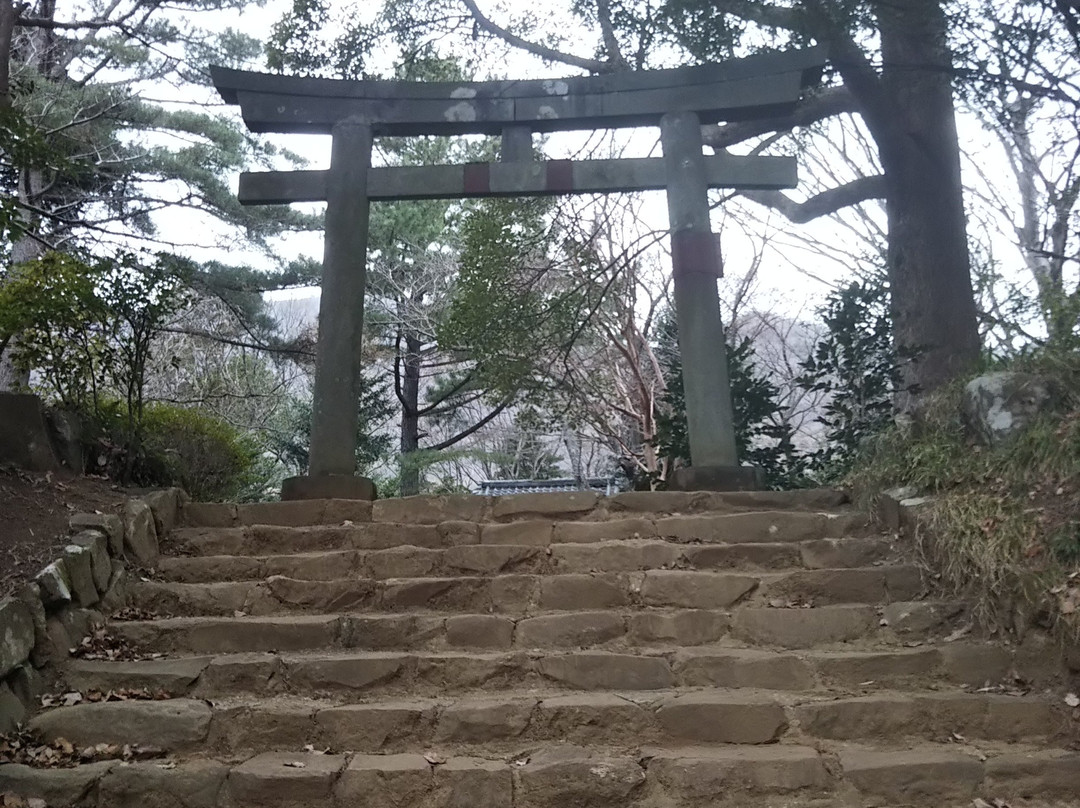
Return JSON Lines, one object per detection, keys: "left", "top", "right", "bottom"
{"left": 0, "top": 466, "right": 128, "bottom": 598}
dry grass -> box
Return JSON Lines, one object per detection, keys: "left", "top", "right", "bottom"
{"left": 846, "top": 353, "right": 1080, "bottom": 638}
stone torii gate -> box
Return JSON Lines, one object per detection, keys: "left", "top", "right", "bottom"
{"left": 211, "top": 48, "right": 826, "bottom": 499}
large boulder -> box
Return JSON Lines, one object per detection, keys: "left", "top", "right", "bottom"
{"left": 962, "top": 372, "right": 1054, "bottom": 447}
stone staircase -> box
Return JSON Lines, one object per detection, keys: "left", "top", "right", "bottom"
{"left": 3, "top": 489, "right": 1078, "bottom": 807}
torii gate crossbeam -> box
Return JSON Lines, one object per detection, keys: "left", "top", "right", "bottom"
{"left": 212, "top": 48, "right": 826, "bottom": 499}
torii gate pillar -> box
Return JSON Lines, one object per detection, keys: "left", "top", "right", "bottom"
{"left": 661, "top": 112, "right": 762, "bottom": 492}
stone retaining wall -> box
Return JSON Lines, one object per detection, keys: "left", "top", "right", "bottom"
{"left": 0, "top": 487, "right": 186, "bottom": 731}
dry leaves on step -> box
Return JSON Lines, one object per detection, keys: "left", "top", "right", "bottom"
{"left": 0, "top": 730, "right": 165, "bottom": 768}
{"left": 110, "top": 606, "right": 160, "bottom": 622}
{"left": 73, "top": 628, "right": 163, "bottom": 662}
{"left": 424, "top": 752, "right": 446, "bottom": 766}
{"left": 40, "top": 687, "right": 171, "bottom": 708}
{"left": 973, "top": 799, "right": 1012, "bottom": 808}
{"left": 1065, "top": 692, "right": 1079, "bottom": 708}
{"left": 283, "top": 761, "right": 307, "bottom": 769}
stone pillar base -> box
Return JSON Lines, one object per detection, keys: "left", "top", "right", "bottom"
{"left": 667, "top": 465, "right": 765, "bottom": 492}
{"left": 281, "top": 475, "right": 377, "bottom": 501}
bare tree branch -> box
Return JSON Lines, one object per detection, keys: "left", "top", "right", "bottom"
{"left": 459, "top": 0, "right": 612, "bottom": 73}
{"left": 741, "top": 175, "right": 887, "bottom": 223}
{"left": 703, "top": 86, "right": 857, "bottom": 149}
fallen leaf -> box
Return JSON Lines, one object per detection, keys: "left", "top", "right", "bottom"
{"left": 973, "top": 799, "right": 993, "bottom": 808}
{"left": 283, "top": 761, "right": 306, "bottom": 769}
{"left": 1065, "top": 693, "right": 1080, "bottom": 708}
{"left": 424, "top": 752, "right": 446, "bottom": 765}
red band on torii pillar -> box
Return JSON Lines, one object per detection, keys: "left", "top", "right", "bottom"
{"left": 545, "top": 160, "right": 574, "bottom": 193}
{"left": 671, "top": 230, "right": 724, "bottom": 278}
{"left": 463, "top": 163, "right": 491, "bottom": 194}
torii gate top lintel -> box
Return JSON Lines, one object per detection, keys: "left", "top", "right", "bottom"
{"left": 210, "top": 46, "right": 826, "bottom": 137}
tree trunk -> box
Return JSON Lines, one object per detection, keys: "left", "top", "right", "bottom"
{"left": 873, "top": 0, "right": 980, "bottom": 407}
{"left": 399, "top": 332, "right": 422, "bottom": 496}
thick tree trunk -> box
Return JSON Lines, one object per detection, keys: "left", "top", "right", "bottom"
{"left": 873, "top": 0, "right": 981, "bottom": 407}
{"left": 399, "top": 332, "right": 422, "bottom": 496}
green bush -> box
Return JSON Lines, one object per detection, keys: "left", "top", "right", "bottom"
{"left": 138, "top": 403, "right": 260, "bottom": 501}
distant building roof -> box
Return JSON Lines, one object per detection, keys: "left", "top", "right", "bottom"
{"left": 479, "top": 478, "right": 620, "bottom": 496}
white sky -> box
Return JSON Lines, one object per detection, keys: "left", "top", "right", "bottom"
{"left": 141, "top": 0, "right": 1036, "bottom": 328}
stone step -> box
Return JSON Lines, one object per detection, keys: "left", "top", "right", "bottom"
{"left": 111, "top": 599, "right": 939, "bottom": 654}
{"left": 3, "top": 743, "right": 1079, "bottom": 807}
{"left": 128, "top": 566, "right": 923, "bottom": 617}
{"left": 168, "top": 509, "right": 874, "bottom": 557}
{"left": 157, "top": 537, "right": 900, "bottom": 584}
{"left": 25, "top": 689, "right": 1063, "bottom": 759}
{"left": 179, "top": 488, "right": 853, "bottom": 528}
{"left": 64, "top": 640, "right": 1037, "bottom": 700}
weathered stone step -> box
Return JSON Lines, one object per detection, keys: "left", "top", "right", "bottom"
{"left": 157, "top": 536, "right": 899, "bottom": 584}
{"left": 26, "top": 688, "right": 1062, "bottom": 759}
{"left": 168, "top": 509, "right": 874, "bottom": 557}
{"left": 113, "top": 597, "right": 935, "bottom": 654}
{"left": 129, "top": 566, "right": 922, "bottom": 617}
{"left": 4, "top": 743, "right": 1079, "bottom": 807}
{"left": 65, "top": 639, "right": 1037, "bottom": 701}
{"left": 180, "top": 488, "right": 853, "bottom": 528}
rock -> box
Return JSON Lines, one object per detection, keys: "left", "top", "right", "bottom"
{"left": 65, "top": 657, "right": 211, "bottom": 695}
{"left": 45, "top": 407, "right": 84, "bottom": 472}
{"left": 98, "top": 759, "right": 229, "bottom": 808}
{"left": 435, "top": 698, "right": 534, "bottom": 743}
{"left": 9, "top": 663, "right": 45, "bottom": 708}
{"left": 0, "top": 596, "right": 35, "bottom": 678}
{"left": 139, "top": 488, "right": 184, "bottom": 537}
{"left": 963, "top": 371, "right": 1054, "bottom": 447}
{"left": 492, "top": 491, "right": 599, "bottom": 519}
{"left": 445, "top": 615, "right": 514, "bottom": 649}
{"left": 15, "top": 583, "right": 49, "bottom": 668}
{"left": 316, "top": 703, "right": 432, "bottom": 751}
{"left": 0, "top": 761, "right": 114, "bottom": 806}
{"left": 517, "top": 612, "right": 626, "bottom": 649}
{"left": 646, "top": 746, "right": 830, "bottom": 798}
{"left": 69, "top": 512, "right": 124, "bottom": 555}
{"left": 516, "top": 746, "right": 645, "bottom": 806}
{"left": 57, "top": 608, "right": 103, "bottom": 645}
{"left": 641, "top": 571, "right": 758, "bottom": 608}
{"left": 672, "top": 648, "right": 815, "bottom": 690}
{"left": 124, "top": 498, "right": 160, "bottom": 566}
{"left": 62, "top": 544, "right": 99, "bottom": 606}
{"left": 182, "top": 501, "right": 238, "bottom": 528}
{"left": 45, "top": 617, "right": 73, "bottom": 661}
{"left": 538, "top": 574, "right": 628, "bottom": 609}
{"left": 0, "top": 681, "right": 26, "bottom": 732}
{"left": 71, "top": 529, "right": 111, "bottom": 592}
{"left": 538, "top": 653, "right": 674, "bottom": 690}
{"left": 655, "top": 692, "right": 787, "bottom": 743}
{"left": 30, "top": 699, "right": 212, "bottom": 750}
{"left": 335, "top": 754, "right": 433, "bottom": 807}
{"left": 101, "top": 560, "right": 130, "bottom": 612}
{"left": 229, "top": 752, "right": 346, "bottom": 804}
{"left": 372, "top": 495, "right": 488, "bottom": 524}
{"left": 841, "top": 748, "right": 982, "bottom": 802}
{"left": 876, "top": 485, "right": 920, "bottom": 532}
{"left": 34, "top": 560, "right": 72, "bottom": 606}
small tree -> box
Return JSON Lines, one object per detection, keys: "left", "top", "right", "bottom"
{"left": 799, "top": 278, "right": 899, "bottom": 479}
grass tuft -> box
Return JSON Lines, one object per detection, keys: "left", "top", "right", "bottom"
{"left": 845, "top": 352, "right": 1080, "bottom": 639}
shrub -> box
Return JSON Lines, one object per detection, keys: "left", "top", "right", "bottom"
{"left": 138, "top": 403, "right": 260, "bottom": 501}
